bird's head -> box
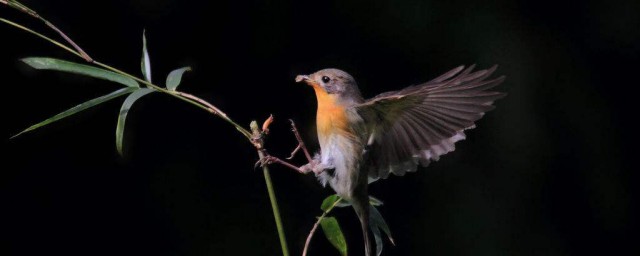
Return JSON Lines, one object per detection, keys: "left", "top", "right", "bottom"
{"left": 296, "top": 68, "right": 363, "bottom": 104}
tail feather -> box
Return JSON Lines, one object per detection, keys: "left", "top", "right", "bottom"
{"left": 353, "top": 197, "right": 372, "bottom": 256}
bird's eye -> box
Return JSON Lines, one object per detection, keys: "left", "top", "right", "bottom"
{"left": 321, "top": 76, "right": 331, "bottom": 83}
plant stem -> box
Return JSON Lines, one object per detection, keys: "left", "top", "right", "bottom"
{"left": 251, "top": 121, "right": 290, "bottom": 256}
{"left": 302, "top": 197, "right": 342, "bottom": 256}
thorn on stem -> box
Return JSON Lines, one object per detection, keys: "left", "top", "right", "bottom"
{"left": 287, "top": 145, "right": 302, "bottom": 159}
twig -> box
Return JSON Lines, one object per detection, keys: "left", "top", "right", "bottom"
{"left": 176, "top": 91, "right": 228, "bottom": 117}
{"left": 2, "top": 0, "right": 93, "bottom": 62}
{"left": 302, "top": 197, "right": 343, "bottom": 256}
{"left": 43, "top": 20, "right": 92, "bottom": 62}
{"left": 289, "top": 120, "right": 313, "bottom": 162}
{"left": 0, "top": 18, "right": 83, "bottom": 59}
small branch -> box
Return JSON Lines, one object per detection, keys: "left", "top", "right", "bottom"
{"left": 0, "top": 18, "right": 82, "bottom": 59}
{"left": 302, "top": 197, "right": 343, "bottom": 256}
{"left": 2, "top": 0, "right": 93, "bottom": 62}
{"left": 289, "top": 120, "right": 313, "bottom": 162}
{"left": 43, "top": 20, "right": 92, "bottom": 62}
{"left": 92, "top": 61, "right": 252, "bottom": 139}
{"left": 176, "top": 91, "right": 228, "bottom": 118}
{"left": 286, "top": 145, "right": 301, "bottom": 160}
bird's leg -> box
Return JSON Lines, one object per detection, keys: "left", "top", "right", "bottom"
{"left": 255, "top": 150, "right": 315, "bottom": 174}
{"left": 255, "top": 150, "right": 326, "bottom": 175}
{"left": 287, "top": 119, "right": 314, "bottom": 162}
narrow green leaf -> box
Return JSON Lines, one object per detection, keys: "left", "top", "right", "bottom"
{"left": 166, "top": 66, "right": 191, "bottom": 91}
{"left": 141, "top": 30, "right": 152, "bottom": 82}
{"left": 21, "top": 57, "right": 138, "bottom": 88}
{"left": 116, "top": 88, "right": 154, "bottom": 156}
{"left": 320, "top": 217, "right": 348, "bottom": 256}
{"left": 370, "top": 206, "right": 395, "bottom": 246}
{"left": 11, "top": 87, "right": 137, "bottom": 139}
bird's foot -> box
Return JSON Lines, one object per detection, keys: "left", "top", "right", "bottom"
{"left": 300, "top": 158, "right": 333, "bottom": 176}
{"left": 299, "top": 159, "right": 323, "bottom": 175}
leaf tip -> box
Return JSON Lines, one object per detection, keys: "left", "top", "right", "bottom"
{"left": 19, "top": 57, "right": 43, "bottom": 68}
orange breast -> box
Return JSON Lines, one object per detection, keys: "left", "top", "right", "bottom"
{"left": 314, "top": 87, "right": 349, "bottom": 140}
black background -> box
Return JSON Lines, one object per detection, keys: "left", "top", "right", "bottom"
{"left": 2, "top": 0, "right": 638, "bottom": 255}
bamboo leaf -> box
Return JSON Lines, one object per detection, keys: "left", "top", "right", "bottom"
{"left": 21, "top": 57, "right": 139, "bottom": 88}
{"left": 141, "top": 30, "right": 152, "bottom": 82}
{"left": 321, "top": 194, "right": 351, "bottom": 211}
{"left": 11, "top": 87, "right": 137, "bottom": 139}
{"left": 166, "top": 66, "right": 191, "bottom": 91}
{"left": 116, "top": 88, "right": 154, "bottom": 156}
{"left": 321, "top": 195, "right": 340, "bottom": 212}
{"left": 320, "top": 217, "right": 348, "bottom": 256}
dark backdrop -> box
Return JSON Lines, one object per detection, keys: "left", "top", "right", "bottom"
{"left": 2, "top": 0, "right": 638, "bottom": 255}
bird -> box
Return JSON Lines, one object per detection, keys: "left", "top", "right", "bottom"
{"left": 293, "top": 65, "right": 505, "bottom": 256}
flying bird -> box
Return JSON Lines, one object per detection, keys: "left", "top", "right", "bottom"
{"left": 294, "top": 65, "right": 505, "bottom": 256}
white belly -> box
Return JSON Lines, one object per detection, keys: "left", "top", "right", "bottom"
{"left": 317, "top": 133, "right": 362, "bottom": 200}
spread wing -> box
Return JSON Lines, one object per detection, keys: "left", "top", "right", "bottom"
{"left": 357, "top": 65, "right": 505, "bottom": 181}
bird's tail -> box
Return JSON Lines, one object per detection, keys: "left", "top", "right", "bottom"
{"left": 353, "top": 196, "right": 372, "bottom": 256}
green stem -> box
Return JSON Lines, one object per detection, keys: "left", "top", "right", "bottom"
{"left": 251, "top": 121, "right": 290, "bottom": 256}
{"left": 262, "top": 155, "right": 291, "bottom": 256}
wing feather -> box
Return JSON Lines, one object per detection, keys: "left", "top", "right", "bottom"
{"left": 357, "top": 65, "right": 505, "bottom": 180}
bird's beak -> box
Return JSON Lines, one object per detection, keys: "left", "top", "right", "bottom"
{"left": 295, "top": 75, "right": 311, "bottom": 84}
